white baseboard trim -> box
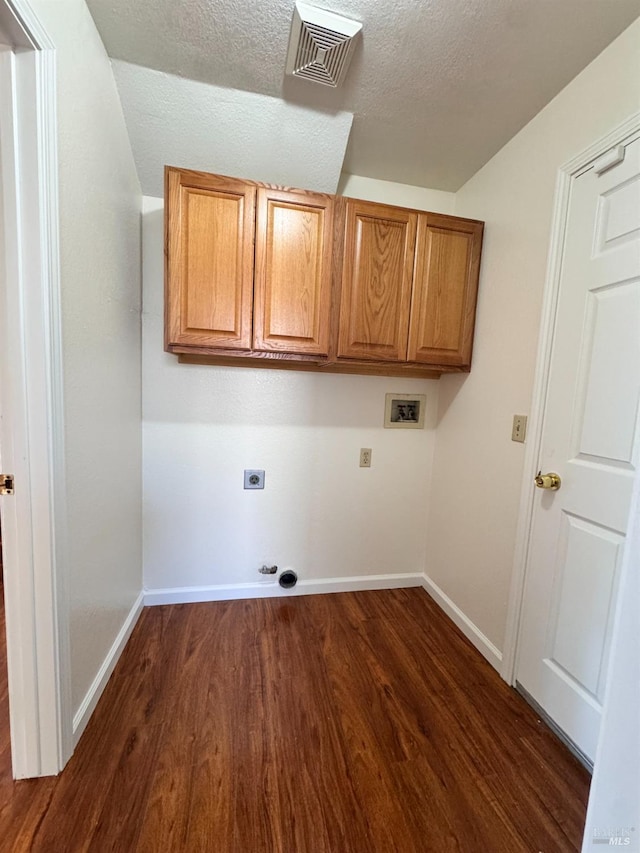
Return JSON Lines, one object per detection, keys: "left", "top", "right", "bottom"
{"left": 144, "top": 572, "right": 424, "bottom": 606}
{"left": 143, "top": 574, "right": 502, "bottom": 672}
{"left": 421, "top": 574, "right": 503, "bottom": 672}
{"left": 72, "top": 590, "right": 144, "bottom": 746}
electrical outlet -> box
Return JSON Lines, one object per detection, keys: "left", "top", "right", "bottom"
{"left": 359, "top": 448, "right": 372, "bottom": 467}
{"left": 244, "top": 469, "right": 265, "bottom": 489}
{"left": 512, "top": 415, "right": 527, "bottom": 443}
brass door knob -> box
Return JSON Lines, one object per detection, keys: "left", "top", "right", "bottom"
{"left": 535, "top": 471, "right": 561, "bottom": 490}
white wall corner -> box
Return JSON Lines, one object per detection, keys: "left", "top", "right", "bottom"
{"left": 421, "top": 573, "right": 503, "bottom": 672}
{"left": 72, "top": 591, "right": 144, "bottom": 746}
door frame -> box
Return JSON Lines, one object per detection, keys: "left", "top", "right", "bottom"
{"left": 0, "top": 0, "right": 72, "bottom": 777}
{"left": 502, "top": 110, "right": 640, "bottom": 685}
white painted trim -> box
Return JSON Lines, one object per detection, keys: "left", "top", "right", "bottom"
{"left": 502, "top": 111, "right": 640, "bottom": 685}
{"left": 3, "top": 0, "right": 53, "bottom": 48}
{"left": 563, "top": 111, "right": 640, "bottom": 176}
{"left": 35, "top": 31, "right": 73, "bottom": 768}
{"left": 0, "top": 6, "right": 30, "bottom": 46}
{"left": 421, "top": 574, "right": 503, "bottom": 672}
{"left": 0, "top": 0, "right": 72, "bottom": 778}
{"left": 72, "top": 592, "right": 144, "bottom": 746}
{"left": 144, "top": 573, "right": 424, "bottom": 606}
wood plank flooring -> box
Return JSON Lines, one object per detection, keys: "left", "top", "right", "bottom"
{"left": 0, "top": 588, "right": 590, "bottom": 851}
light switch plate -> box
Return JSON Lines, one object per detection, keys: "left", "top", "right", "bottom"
{"left": 511, "top": 415, "right": 527, "bottom": 443}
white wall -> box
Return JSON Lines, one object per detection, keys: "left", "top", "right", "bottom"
{"left": 338, "top": 174, "right": 456, "bottom": 214}
{"left": 142, "top": 192, "right": 442, "bottom": 598}
{"left": 426, "top": 18, "right": 640, "bottom": 653}
{"left": 31, "top": 0, "right": 142, "bottom": 715}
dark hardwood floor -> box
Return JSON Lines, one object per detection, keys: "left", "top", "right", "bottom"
{"left": 0, "top": 588, "right": 590, "bottom": 852}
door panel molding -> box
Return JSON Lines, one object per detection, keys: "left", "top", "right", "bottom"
{"left": 502, "top": 110, "right": 640, "bottom": 686}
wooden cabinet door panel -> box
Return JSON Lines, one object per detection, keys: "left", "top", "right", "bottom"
{"left": 338, "top": 201, "right": 417, "bottom": 361}
{"left": 165, "top": 169, "right": 255, "bottom": 350}
{"left": 254, "top": 188, "right": 334, "bottom": 355}
{"left": 408, "top": 214, "right": 483, "bottom": 367}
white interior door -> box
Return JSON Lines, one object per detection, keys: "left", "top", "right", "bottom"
{"left": 516, "top": 134, "right": 640, "bottom": 764}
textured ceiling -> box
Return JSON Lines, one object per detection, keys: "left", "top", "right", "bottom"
{"left": 87, "top": 0, "right": 640, "bottom": 191}
{"left": 113, "top": 61, "right": 353, "bottom": 196}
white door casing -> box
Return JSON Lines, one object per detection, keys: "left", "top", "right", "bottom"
{"left": 514, "top": 133, "right": 640, "bottom": 763}
{"left": 0, "top": 0, "right": 71, "bottom": 777}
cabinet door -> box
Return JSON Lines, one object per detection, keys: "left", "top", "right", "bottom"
{"left": 254, "top": 188, "right": 334, "bottom": 356}
{"left": 408, "top": 214, "right": 483, "bottom": 367}
{"left": 165, "top": 168, "right": 255, "bottom": 350}
{"left": 338, "top": 200, "right": 417, "bottom": 361}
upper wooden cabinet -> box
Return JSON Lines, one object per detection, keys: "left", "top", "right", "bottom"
{"left": 338, "top": 200, "right": 417, "bottom": 362}
{"left": 254, "top": 187, "right": 334, "bottom": 356}
{"left": 165, "top": 169, "right": 255, "bottom": 350}
{"left": 408, "top": 214, "right": 483, "bottom": 367}
{"left": 165, "top": 167, "right": 484, "bottom": 377}
{"left": 165, "top": 168, "right": 334, "bottom": 358}
{"left": 337, "top": 201, "right": 483, "bottom": 369}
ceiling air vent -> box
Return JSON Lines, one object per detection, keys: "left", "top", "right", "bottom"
{"left": 285, "top": 1, "right": 362, "bottom": 88}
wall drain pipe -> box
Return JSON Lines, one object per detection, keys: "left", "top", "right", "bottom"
{"left": 279, "top": 570, "right": 298, "bottom": 589}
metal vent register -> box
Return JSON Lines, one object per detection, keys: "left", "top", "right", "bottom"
{"left": 285, "top": 2, "right": 362, "bottom": 87}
